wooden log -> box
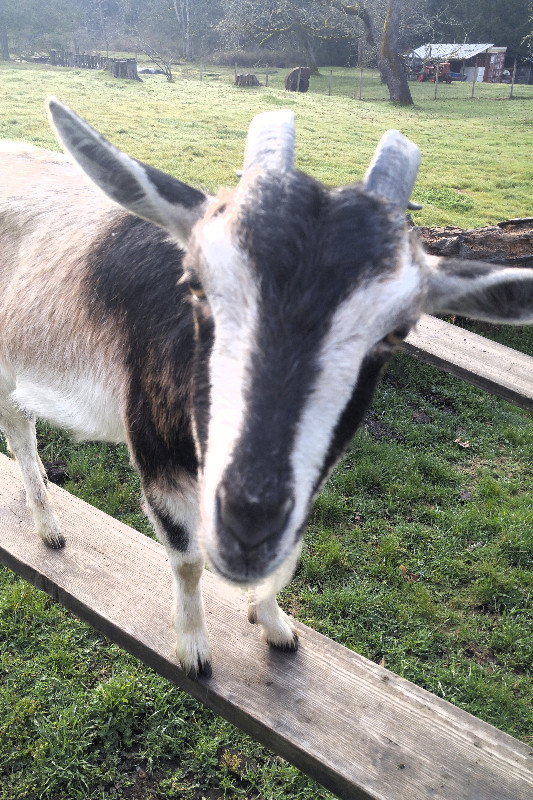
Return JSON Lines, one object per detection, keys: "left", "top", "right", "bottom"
{"left": 401, "top": 314, "right": 533, "bottom": 412}
{"left": 0, "top": 452, "right": 532, "bottom": 800}
{"left": 417, "top": 222, "right": 533, "bottom": 268}
{"left": 285, "top": 67, "right": 311, "bottom": 92}
{"left": 235, "top": 73, "right": 260, "bottom": 86}
{"left": 110, "top": 58, "right": 141, "bottom": 80}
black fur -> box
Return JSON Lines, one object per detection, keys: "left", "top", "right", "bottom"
{"left": 142, "top": 163, "right": 206, "bottom": 209}
{"left": 84, "top": 175, "right": 406, "bottom": 574}
{"left": 85, "top": 214, "right": 198, "bottom": 486}
{"left": 224, "top": 172, "right": 405, "bottom": 504}
{"left": 450, "top": 280, "right": 533, "bottom": 321}
{"left": 148, "top": 501, "right": 190, "bottom": 551}
{"left": 317, "top": 352, "right": 391, "bottom": 493}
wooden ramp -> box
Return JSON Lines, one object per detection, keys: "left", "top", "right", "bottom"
{"left": 402, "top": 315, "right": 533, "bottom": 411}
{"left": 0, "top": 453, "right": 532, "bottom": 800}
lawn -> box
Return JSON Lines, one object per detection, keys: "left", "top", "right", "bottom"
{"left": 0, "top": 61, "right": 532, "bottom": 799}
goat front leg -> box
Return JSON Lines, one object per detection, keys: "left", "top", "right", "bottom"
{"left": 0, "top": 400, "right": 63, "bottom": 549}
{"left": 143, "top": 475, "right": 211, "bottom": 678}
{"left": 248, "top": 542, "right": 301, "bottom": 651}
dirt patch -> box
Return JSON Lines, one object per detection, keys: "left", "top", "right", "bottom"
{"left": 416, "top": 218, "right": 533, "bottom": 267}
{"left": 419, "top": 389, "right": 457, "bottom": 416}
{"left": 464, "top": 644, "right": 498, "bottom": 667}
{"left": 43, "top": 459, "right": 69, "bottom": 485}
{"left": 361, "top": 411, "right": 404, "bottom": 442}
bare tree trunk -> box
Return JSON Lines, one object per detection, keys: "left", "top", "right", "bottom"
{"left": 184, "top": 0, "right": 191, "bottom": 60}
{"left": 294, "top": 21, "right": 319, "bottom": 74}
{"left": 340, "top": 1, "right": 413, "bottom": 105}
{"left": 173, "top": 0, "right": 191, "bottom": 60}
{"left": 97, "top": 0, "right": 109, "bottom": 60}
{"left": 0, "top": 28, "right": 9, "bottom": 60}
{"left": 341, "top": 4, "right": 378, "bottom": 51}
{"left": 379, "top": 0, "right": 413, "bottom": 104}
{"left": 136, "top": 35, "right": 174, "bottom": 81}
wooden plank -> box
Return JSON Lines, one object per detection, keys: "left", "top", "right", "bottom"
{"left": 0, "top": 452, "right": 532, "bottom": 800}
{"left": 401, "top": 315, "right": 533, "bottom": 411}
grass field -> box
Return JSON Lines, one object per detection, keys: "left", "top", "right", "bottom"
{"left": 2, "top": 60, "right": 533, "bottom": 227}
{"left": 0, "top": 61, "right": 532, "bottom": 799}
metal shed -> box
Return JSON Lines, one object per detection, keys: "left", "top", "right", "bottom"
{"left": 408, "top": 43, "right": 507, "bottom": 82}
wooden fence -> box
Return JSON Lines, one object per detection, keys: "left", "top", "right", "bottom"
{"left": 49, "top": 50, "right": 110, "bottom": 69}
{"left": 1, "top": 312, "right": 533, "bottom": 798}
{"left": 1, "top": 450, "right": 532, "bottom": 800}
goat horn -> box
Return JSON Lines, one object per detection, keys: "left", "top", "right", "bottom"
{"left": 364, "top": 130, "right": 421, "bottom": 210}
{"left": 242, "top": 110, "right": 295, "bottom": 174}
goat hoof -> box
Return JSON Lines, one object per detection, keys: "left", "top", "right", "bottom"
{"left": 46, "top": 535, "right": 65, "bottom": 549}
{"left": 42, "top": 530, "right": 65, "bottom": 549}
{"left": 175, "top": 631, "right": 212, "bottom": 680}
{"left": 269, "top": 633, "right": 299, "bottom": 653}
{"left": 197, "top": 658, "right": 212, "bottom": 679}
{"left": 184, "top": 657, "right": 212, "bottom": 680}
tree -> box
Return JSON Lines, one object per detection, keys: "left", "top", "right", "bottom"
{"left": 338, "top": 1, "right": 414, "bottom": 104}
{"left": 0, "top": 3, "right": 22, "bottom": 59}
{"left": 0, "top": 0, "right": 83, "bottom": 58}
{"left": 524, "top": 4, "right": 533, "bottom": 50}
{"left": 122, "top": 0, "right": 222, "bottom": 60}
{"left": 218, "top": 0, "right": 416, "bottom": 101}
{"left": 219, "top": 0, "right": 356, "bottom": 73}
{"left": 172, "top": 0, "right": 191, "bottom": 60}
{"left": 1, "top": 23, "right": 11, "bottom": 59}
{"left": 426, "top": 0, "right": 531, "bottom": 54}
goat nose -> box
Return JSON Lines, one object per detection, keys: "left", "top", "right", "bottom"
{"left": 215, "top": 487, "right": 294, "bottom": 550}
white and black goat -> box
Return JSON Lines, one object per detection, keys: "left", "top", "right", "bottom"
{"left": 1, "top": 100, "right": 532, "bottom": 677}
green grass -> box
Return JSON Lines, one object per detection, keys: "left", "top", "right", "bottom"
{"left": 1, "top": 61, "right": 533, "bottom": 226}
{"left": 0, "top": 62, "right": 532, "bottom": 799}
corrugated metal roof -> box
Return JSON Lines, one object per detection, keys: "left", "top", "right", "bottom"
{"left": 410, "top": 43, "right": 495, "bottom": 61}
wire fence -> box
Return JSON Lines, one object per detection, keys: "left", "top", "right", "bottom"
{"left": 171, "top": 63, "right": 533, "bottom": 103}
{"left": 32, "top": 53, "right": 533, "bottom": 102}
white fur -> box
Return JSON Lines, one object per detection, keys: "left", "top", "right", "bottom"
{"left": 291, "top": 251, "right": 421, "bottom": 521}
{"left": 142, "top": 475, "right": 211, "bottom": 673}
{"left": 11, "top": 371, "right": 125, "bottom": 443}
{"left": 247, "top": 540, "right": 301, "bottom": 648}
{"left": 198, "top": 214, "right": 261, "bottom": 558}
{"left": 234, "top": 250, "right": 422, "bottom": 575}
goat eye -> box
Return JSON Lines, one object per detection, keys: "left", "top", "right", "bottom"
{"left": 189, "top": 282, "right": 206, "bottom": 301}
{"left": 384, "top": 325, "right": 410, "bottom": 345}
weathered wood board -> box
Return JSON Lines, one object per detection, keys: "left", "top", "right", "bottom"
{"left": 1, "top": 453, "right": 532, "bottom": 800}
{"left": 402, "top": 314, "right": 533, "bottom": 411}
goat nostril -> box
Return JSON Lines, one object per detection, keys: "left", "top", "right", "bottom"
{"left": 215, "top": 487, "right": 293, "bottom": 549}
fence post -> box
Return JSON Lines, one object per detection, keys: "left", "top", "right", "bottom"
{"left": 433, "top": 71, "right": 438, "bottom": 100}
{"left": 471, "top": 65, "right": 478, "bottom": 98}
{"left": 358, "top": 42, "right": 364, "bottom": 101}
{"left": 265, "top": 64, "right": 269, "bottom": 87}
{"left": 328, "top": 69, "right": 332, "bottom": 96}
{"left": 234, "top": 62, "right": 237, "bottom": 81}
{"left": 199, "top": 63, "right": 203, "bottom": 81}
{"left": 509, "top": 57, "right": 517, "bottom": 99}
{"left": 296, "top": 67, "right": 302, "bottom": 92}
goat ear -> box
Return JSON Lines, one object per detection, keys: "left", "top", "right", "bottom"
{"left": 423, "top": 256, "right": 533, "bottom": 324}
{"left": 47, "top": 97, "right": 208, "bottom": 247}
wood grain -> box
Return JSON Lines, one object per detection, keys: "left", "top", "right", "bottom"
{"left": 0, "top": 452, "right": 532, "bottom": 800}
{"left": 401, "top": 315, "right": 533, "bottom": 411}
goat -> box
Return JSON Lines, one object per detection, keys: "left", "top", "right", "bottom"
{"left": 1, "top": 100, "right": 532, "bottom": 678}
